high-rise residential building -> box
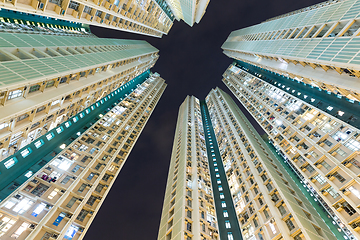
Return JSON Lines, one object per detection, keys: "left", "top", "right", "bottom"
{"left": 0, "top": 14, "right": 169, "bottom": 239}
{"left": 222, "top": 0, "right": 360, "bottom": 101}
{"left": 158, "top": 88, "right": 338, "bottom": 240}
{"left": 0, "top": 13, "right": 160, "bottom": 161}
{"left": 0, "top": 0, "right": 174, "bottom": 38}
{"left": 222, "top": 60, "right": 360, "bottom": 240}
{"left": 165, "top": 0, "right": 209, "bottom": 26}
{"left": 0, "top": 70, "right": 166, "bottom": 240}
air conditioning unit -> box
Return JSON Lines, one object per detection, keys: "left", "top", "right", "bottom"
{"left": 45, "top": 204, "right": 52, "bottom": 209}
{"left": 28, "top": 224, "right": 36, "bottom": 229}
{"left": 334, "top": 203, "right": 342, "bottom": 209}
{"left": 14, "top": 194, "right": 22, "bottom": 199}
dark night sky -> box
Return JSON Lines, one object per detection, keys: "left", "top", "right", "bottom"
{"left": 85, "top": 0, "right": 323, "bottom": 239}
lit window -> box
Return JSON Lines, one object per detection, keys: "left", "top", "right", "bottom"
{"left": 20, "top": 148, "right": 32, "bottom": 158}
{"left": 4, "top": 199, "right": 17, "bottom": 209}
{"left": 327, "top": 106, "right": 333, "bottom": 111}
{"left": 48, "top": 189, "right": 60, "bottom": 199}
{"left": 91, "top": 106, "right": 95, "bottom": 110}
{"left": 79, "top": 113, "right": 84, "bottom": 118}
{"left": 348, "top": 186, "right": 360, "bottom": 200}
{"left": 86, "top": 109, "right": 90, "bottom": 114}
{"left": 219, "top": 186, "right": 223, "bottom": 191}
{"left": 32, "top": 202, "right": 46, "bottom": 217}
{"left": 311, "top": 98, "right": 315, "bottom": 102}
{"left": 225, "top": 221, "right": 231, "bottom": 228}
{"left": 11, "top": 222, "right": 29, "bottom": 238}
{"left": 345, "top": 139, "right": 360, "bottom": 151}
{"left": 65, "top": 121, "right": 71, "bottom": 128}
{"left": 13, "top": 198, "right": 34, "bottom": 214}
{"left": 60, "top": 144, "right": 66, "bottom": 149}
{"left": 56, "top": 126, "right": 63, "bottom": 134}
{"left": 221, "top": 201, "right": 226, "bottom": 208}
{"left": 51, "top": 100, "right": 60, "bottom": 106}
{"left": 0, "top": 122, "right": 8, "bottom": 130}
{"left": 8, "top": 90, "right": 23, "bottom": 100}
{"left": 46, "top": 133, "right": 54, "bottom": 141}
{"left": 24, "top": 171, "right": 33, "bottom": 178}
{"left": 223, "top": 211, "right": 229, "bottom": 217}
{"left": 227, "top": 232, "right": 234, "bottom": 240}
{"left": 269, "top": 222, "right": 277, "bottom": 234}
{"left": 4, "top": 157, "right": 17, "bottom": 169}
{"left": 217, "top": 179, "right": 221, "bottom": 184}
{"left": 34, "top": 139, "right": 44, "bottom": 148}
{"left": 220, "top": 193, "right": 225, "bottom": 199}
{"left": 338, "top": 111, "right": 345, "bottom": 116}
{"left": 72, "top": 117, "right": 78, "bottom": 123}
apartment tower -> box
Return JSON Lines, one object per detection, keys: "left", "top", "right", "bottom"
{"left": 158, "top": 88, "right": 337, "bottom": 240}
{"left": 222, "top": 0, "right": 360, "bottom": 101}
{"left": 0, "top": 0, "right": 174, "bottom": 37}
{"left": 0, "top": 13, "right": 159, "bottom": 161}
{"left": 222, "top": 61, "right": 360, "bottom": 240}
{"left": 165, "top": 0, "right": 209, "bottom": 26}
{"left": 0, "top": 71, "right": 166, "bottom": 240}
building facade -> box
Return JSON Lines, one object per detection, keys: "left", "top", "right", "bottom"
{"left": 0, "top": 0, "right": 174, "bottom": 37}
{"left": 222, "top": 0, "right": 360, "bottom": 101}
{"left": 0, "top": 72, "right": 166, "bottom": 240}
{"left": 223, "top": 61, "right": 360, "bottom": 240}
{"left": 0, "top": 14, "right": 159, "bottom": 161}
{"left": 158, "top": 88, "right": 337, "bottom": 240}
{"left": 165, "top": 0, "right": 209, "bottom": 26}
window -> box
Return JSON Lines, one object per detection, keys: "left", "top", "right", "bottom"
{"left": 325, "top": 187, "right": 339, "bottom": 199}
{"left": 219, "top": 186, "right": 223, "bottom": 191}
{"left": 334, "top": 148, "right": 347, "bottom": 157}
{"left": 266, "top": 183, "right": 273, "bottom": 191}
{"left": 221, "top": 201, "right": 226, "bottom": 208}
{"left": 29, "top": 84, "right": 40, "bottom": 93}
{"left": 223, "top": 211, "right": 229, "bottom": 217}
{"left": 76, "top": 209, "right": 89, "bottom": 222}
{"left": 278, "top": 205, "right": 286, "bottom": 215}
{"left": 61, "top": 175, "right": 72, "bottom": 184}
{"left": 48, "top": 188, "right": 60, "bottom": 199}
{"left": 269, "top": 222, "right": 277, "bottom": 234}
{"left": 32, "top": 202, "right": 46, "bottom": 217}
{"left": 313, "top": 174, "right": 326, "bottom": 185}
{"left": 20, "top": 148, "right": 32, "bottom": 158}
{"left": 332, "top": 172, "right": 346, "bottom": 183}
{"left": 227, "top": 232, "right": 234, "bottom": 240}
{"left": 24, "top": 171, "right": 33, "bottom": 178}
{"left": 4, "top": 157, "right": 17, "bottom": 169}
{"left": 348, "top": 186, "right": 360, "bottom": 199}
{"left": 11, "top": 222, "right": 29, "bottom": 238}
{"left": 56, "top": 126, "right": 63, "bottom": 134}
{"left": 34, "top": 139, "right": 44, "bottom": 148}
{"left": 46, "top": 132, "right": 54, "bottom": 141}
{"left": 8, "top": 90, "right": 23, "bottom": 100}
{"left": 345, "top": 139, "right": 360, "bottom": 151}
{"left": 0, "top": 122, "right": 8, "bottom": 130}
{"left": 319, "top": 161, "right": 331, "bottom": 170}
{"left": 225, "top": 220, "right": 231, "bottom": 228}
{"left": 12, "top": 198, "right": 34, "bottom": 214}
{"left": 220, "top": 193, "right": 225, "bottom": 199}
{"left": 87, "top": 173, "right": 95, "bottom": 180}
{"left": 78, "top": 184, "right": 87, "bottom": 193}
{"left": 263, "top": 209, "right": 270, "bottom": 219}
